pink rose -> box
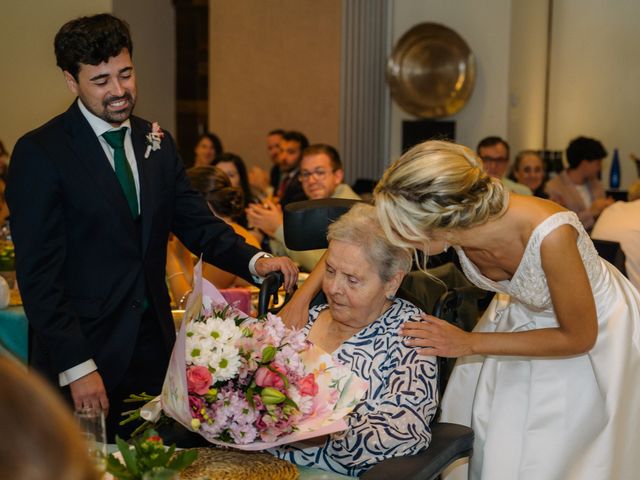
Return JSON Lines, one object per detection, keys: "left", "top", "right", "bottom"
{"left": 186, "top": 365, "right": 212, "bottom": 395}
{"left": 254, "top": 365, "right": 286, "bottom": 390}
{"left": 298, "top": 373, "right": 318, "bottom": 396}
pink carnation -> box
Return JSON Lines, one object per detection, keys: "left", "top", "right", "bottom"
{"left": 187, "top": 365, "right": 212, "bottom": 395}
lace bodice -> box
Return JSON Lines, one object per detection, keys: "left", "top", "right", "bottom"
{"left": 456, "top": 211, "right": 601, "bottom": 310}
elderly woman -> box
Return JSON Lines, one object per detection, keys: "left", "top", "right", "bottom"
{"left": 272, "top": 203, "right": 438, "bottom": 477}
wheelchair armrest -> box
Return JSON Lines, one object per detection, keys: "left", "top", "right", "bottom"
{"left": 257, "top": 271, "right": 284, "bottom": 316}
{"left": 360, "top": 422, "right": 474, "bottom": 480}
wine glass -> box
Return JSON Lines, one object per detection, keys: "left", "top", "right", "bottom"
{"left": 73, "top": 406, "right": 107, "bottom": 473}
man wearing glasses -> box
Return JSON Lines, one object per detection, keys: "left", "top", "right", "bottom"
{"left": 246, "top": 144, "right": 360, "bottom": 272}
{"left": 477, "top": 136, "right": 532, "bottom": 195}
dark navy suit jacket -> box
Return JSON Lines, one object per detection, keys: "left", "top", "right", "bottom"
{"left": 6, "top": 101, "right": 260, "bottom": 392}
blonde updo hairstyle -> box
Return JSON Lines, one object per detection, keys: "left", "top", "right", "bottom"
{"left": 327, "top": 203, "right": 412, "bottom": 283}
{"left": 375, "top": 140, "right": 507, "bottom": 250}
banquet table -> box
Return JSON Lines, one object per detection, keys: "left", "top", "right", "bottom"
{"left": 0, "top": 304, "right": 27, "bottom": 362}
{"left": 105, "top": 444, "right": 353, "bottom": 479}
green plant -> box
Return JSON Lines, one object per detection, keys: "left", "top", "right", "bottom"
{"left": 106, "top": 429, "right": 197, "bottom": 480}
{"left": 0, "top": 242, "right": 15, "bottom": 271}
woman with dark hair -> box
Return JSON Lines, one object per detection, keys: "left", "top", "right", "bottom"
{"left": 212, "top": 152, "right": 258, "bottom": 214}
{"left": 193, "top": 132, "right": 223, "bottom": 167}
{"left": 166, "top": 166, "right": 261, "bottom": 303}
{"left": 510, "top": 150, "right": 549, "bottom": 198}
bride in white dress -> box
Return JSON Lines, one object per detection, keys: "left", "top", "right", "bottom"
{"left": 374, "top": 140, "right": 640, "bottom": 479}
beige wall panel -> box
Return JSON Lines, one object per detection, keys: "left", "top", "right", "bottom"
{"left": 0, "top": 0, "right": 112, "bottom": 152}
{"left": 209, "top": 0, "right": 342, "bottom": 170}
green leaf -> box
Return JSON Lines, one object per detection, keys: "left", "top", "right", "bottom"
{"left": 169, "top": 448, "right": 198, "bottom": 470}
{"left": 106, "top": 454, "right": 133, "bottom": 479}
{"left": 116, "top": 436, "right": 140, "bottom": 476}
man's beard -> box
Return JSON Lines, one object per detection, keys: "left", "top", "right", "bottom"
{"left": 96, "top": 92, "right": 135, "bottom": 124}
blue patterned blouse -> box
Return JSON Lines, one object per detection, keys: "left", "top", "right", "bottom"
{"left": 271, "top": 298, "right": 438, "bottom": 477}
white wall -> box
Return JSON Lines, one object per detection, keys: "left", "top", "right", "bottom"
{"left": 0, "top": 0, "right": 112, "bottom": 152}
{"left": 0, "top": 1, "right": 175, "bottom": 154}
{"left": 389, "top": 0, "right": 512, "bottom": 162}
{"left": 547, "top": 0, "right": 640, "bottom": 189}
{"left": 507, "top": 0, "right": 549, "bottom": 157}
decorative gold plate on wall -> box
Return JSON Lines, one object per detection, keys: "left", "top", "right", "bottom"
{"left": 386, "top": 23, "right": 476, "bottom": 118}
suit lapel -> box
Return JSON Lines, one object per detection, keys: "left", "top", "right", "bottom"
{"left": 63, "top": 102, "right": 137, "bottom": 236}
{"left": 130, "top": 117, "right": 154, "bottom": 255}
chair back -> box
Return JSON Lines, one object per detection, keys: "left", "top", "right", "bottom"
{"left": 283, "top": 198, "right": 362, "bottom": 250}
{"left": 592, "top": 238, "right": 627, "bottom": 276}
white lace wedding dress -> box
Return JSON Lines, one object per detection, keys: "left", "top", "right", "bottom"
{"left": 441, "top": 211, "right": 640, "bottom": 480}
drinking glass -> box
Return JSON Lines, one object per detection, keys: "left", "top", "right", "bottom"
{"left": 73, "top": 406, "right": 107, "bottom": 472}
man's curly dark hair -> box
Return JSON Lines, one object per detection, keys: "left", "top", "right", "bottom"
{"left": 54, "top": 14, "right": 133, "bottom": 80}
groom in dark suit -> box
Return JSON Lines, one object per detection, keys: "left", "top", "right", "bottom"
{"left": 6, "top": 14, "right": 297, "bottom": 440}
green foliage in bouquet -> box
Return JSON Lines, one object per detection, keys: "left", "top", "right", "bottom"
{"left": 0, "top": 242, "right": 15, "bottom": 271}
{"left": 106, "top": 428, "right": 197, "bottom": 480}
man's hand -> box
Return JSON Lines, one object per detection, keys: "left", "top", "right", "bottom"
{"left": 255, "top": 256, "right": 299, "bottom": 292}
{"left": 69, "top": 370, "right": 109, "bottom": 415}
{"left": 246, "top": 199, "right": 283, "bottom": 237}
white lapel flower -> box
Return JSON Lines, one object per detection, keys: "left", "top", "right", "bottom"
{"left": 144, "top": 122, "right": 164, "bottom": 158}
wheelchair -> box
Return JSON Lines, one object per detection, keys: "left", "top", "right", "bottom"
{"left": 258, "top": 198, "right": 476, "bottom": 480}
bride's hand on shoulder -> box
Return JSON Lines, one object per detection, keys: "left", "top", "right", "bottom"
{"left": 401, "top": 314, "right": 475, "bottom": 358}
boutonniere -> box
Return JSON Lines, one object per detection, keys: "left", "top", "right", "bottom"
{"left": 144, "top": 122, "right": 164, "bottom": 158}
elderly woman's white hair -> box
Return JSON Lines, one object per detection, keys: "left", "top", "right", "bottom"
{"left": 327, "top": 202, "right": 412, "bottom": 282}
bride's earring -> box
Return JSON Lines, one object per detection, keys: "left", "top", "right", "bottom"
{"left": 386, "top": 293, "right": 394, "bottom": 300}
{"left": 443, "top": 241, "right": 450, "bottom": 253}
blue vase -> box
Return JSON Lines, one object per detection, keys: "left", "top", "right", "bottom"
{"left": 609, "top": 148, "right": 621, "bottom": 189}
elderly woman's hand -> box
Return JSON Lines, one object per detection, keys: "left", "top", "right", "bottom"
{"left": 401, "top": 313, "right": 475, "bottom": 358}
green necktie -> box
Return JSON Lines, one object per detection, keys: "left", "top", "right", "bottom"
{"left": 102, "top": 128, "right": 139, "bottom": 219}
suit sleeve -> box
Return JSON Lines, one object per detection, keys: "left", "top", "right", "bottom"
{"left": 6, "top": 137, "right": 93, "bottom": 373}
{"left": 165, "top": 134, "right": 261, "bottom": 283}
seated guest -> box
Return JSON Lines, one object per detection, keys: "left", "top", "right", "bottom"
{"left": 591, "top": 180, "right": 640, "bottom": 290}
{"left": 246, "top": 144, "right": 361, "bottom": 272}
{"left": 213, "top": 153, "right": 259, "bottom": 221}
{"left": 0, "top": 139, "right": 9, "bottom": 182}
{"left": 193, "top": 132, "right": 224, "bottom": 167}
{"left": 0, "top": 356, "right": 100, "bottom": 480}
{"left": 545, "top": 136, "right": 614, "bottom": 230}
{"left": 271, "top": 203, "right": 437, "bottom": 476}
{"left": 276, "top": 130, "right": 309, "bottom": 207}
{"left": 166, "top": 166, "right": 261, "bottom": 302}
{"left": 510, "top": 149, "right": 548, "bottom": 198}
{"left": 267, "top": 129, "right": 285, "bottom": 191}
{"left": 477, "top": 136, "right": 532, "bottom": 195}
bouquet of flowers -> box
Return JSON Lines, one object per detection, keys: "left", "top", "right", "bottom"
{"left": 145, "top": 260, "right": 367, "bottom": 450}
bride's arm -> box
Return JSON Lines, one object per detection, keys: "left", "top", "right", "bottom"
{"left": 402, "top": 225, "right": 598, "bottom": 357}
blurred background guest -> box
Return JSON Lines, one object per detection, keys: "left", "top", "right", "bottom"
{"left": 166, "top": 166, "right": 261, "bottom": 304}
{"left": 0, "top": 139, "right": 9, "bottom": 182}
{"left": 0, "top": 356, "right": 100, "bottom": 480}
{"left": 193, "top": 131, "right": 224, "bottom": 167}
{"left": 267, "top": 128, "right": 285, "bottom": 191}
{"left": 212, "top": 152, "right": 258, "bottom": 221}
{"left": 510, "top": 149, "right": 548, "bottom": 198}
{"left": 591, "top": 180, "right": 640, "bottom": 290}
{"left": 247, "top": 144, "right": 359, "bottom": 272}
{"left": 545, "top": 136, "right": 613, "bottom": 230}
{"left": 276, "top": 130, "right": 308, "bottom": 207}
{"left": 477, "top": 136, "right": 532, "bottom": 195}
